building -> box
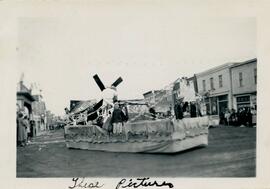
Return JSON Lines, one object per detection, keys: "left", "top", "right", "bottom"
{"left": 46, "top": 110, "right": 54, "bottom": 129}
{"left": 143, "top": 77, "right": 197, "bottom": 114}
{"left": 119, "top": 99, "right": 148, "bottom": 119}
{"left": 143, "top": 89, "right": 173, "bottom": 113}
{"left": 195, "top": 58, "right": 257, "bottom": 117}
{"left": 230, "top": 58, "right": 257, "bottom": 111}
{"left": 154, "top": 90, "right": 173, "bottom": 113}
{"left": 17, "top": 81, "right": 35, "bottom": 118}
{"left": 32, "top": 94, "right": 47, "bottom": 135}
{"left": 195, "top": 63, "right": 236, "bottom": 116}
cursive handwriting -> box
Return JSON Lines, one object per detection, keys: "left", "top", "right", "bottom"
{"left": 69, "top": 178, "right": 104, "bottom": 189}
{"left": 116, "top": 177, "right": 174, "bottom": 189}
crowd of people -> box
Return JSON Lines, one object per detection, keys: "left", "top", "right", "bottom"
{"left": 16, "top": 110, "right": 35, "bottom": 147}
{"left": 219, "top": 107, "right": 256, "bottom": 127}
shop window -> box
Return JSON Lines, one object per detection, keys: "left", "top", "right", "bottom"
{"left": 203, "top": 97, "right": 210, "bottom": 115}
{"left": 218, "top": 95, "right": 228, "bottom": 115}
{"left": 236, "top": 96, "right": 250, "bottom": 103}
{"left": 236, "top": 95, "right": 251, "bottom": 110}
{"left": 218, "top": 95, "right": 228, "bottom": 101}
{"left": 219, "top": 101, "right": 228, "bottom": 115}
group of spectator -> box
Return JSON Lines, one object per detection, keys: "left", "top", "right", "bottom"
{"left": 16, "top": 110, "right": 35, "bottom": 147}
{"left": 219, "top": 107, "right": 256, "bottom": 127}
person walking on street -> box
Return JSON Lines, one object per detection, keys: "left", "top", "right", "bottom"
{"left": 251, "top": 107, "right": 256, "bottom": 126}
{"left": 230, "top": 109, "right": 237, "bottom": 126}
{"left": 224, "top": 109, "right": 231, "bottom": 126}
{"left": 238, "top": 108, "right": 245, "bottom": 127}
{"left": 23, "top": 116, "right": 31, "bottom": 144}
{"left": 30, "top": 120, "right": 35, "bottom": 139}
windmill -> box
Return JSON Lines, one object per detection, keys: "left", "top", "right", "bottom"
{"left": 93, "top": 74, "right": 123, "bottom": 105}
{"left": 86, "top": 74, "right": 123, "bottom": 121}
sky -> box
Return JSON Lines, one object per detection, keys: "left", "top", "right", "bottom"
{"left": 17, "top": 10, "right": 256, "bottom": 116}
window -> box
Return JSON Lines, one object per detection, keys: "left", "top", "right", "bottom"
{"left": 210, "top": 77, "right": 214, "bottom": 90}
{"left": 218, "top": 75, "right": 223, "bottom": 88}
{"left": 218, "top": 95, "right": 228, "bottom": 116}
{"left": 202, "top": 80, "right": 206, "bottom": 91}
{"left": 204, "top": 97, "right": 210, "bottom": 115}
{"left": 237, "top": 96, "right": 250, "bottom": 103}
{"left": 236, "top": 95, "right": 251, "bottom": 110}
{"left": 218, "top": 95, "right": 228, "bottom": 101}
{"left": 239, "top": 72, "right": 243, "bottom": 87}
{"left": 254, "top": 68, "right": 257, "bottom": 84}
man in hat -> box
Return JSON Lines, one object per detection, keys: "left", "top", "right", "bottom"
{"left": 110, "top": 102, "right": 128, "bottom": 134}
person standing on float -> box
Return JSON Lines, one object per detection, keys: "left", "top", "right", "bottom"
{"left": 110, "top": 102, "right": 126, "bottom": 135}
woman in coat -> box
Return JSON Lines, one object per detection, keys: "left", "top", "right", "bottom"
{"left": 17, "top": 113, "right": 27, "bottom": 147}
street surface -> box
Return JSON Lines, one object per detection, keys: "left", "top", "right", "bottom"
{"left": 17, "top": 126, "right": 256, "bottom": 177}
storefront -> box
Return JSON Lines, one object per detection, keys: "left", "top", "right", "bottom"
{"left": 235, "top": 93, "right": 257, "bottom": 111}
{"left": 234, "top": 93, "right": 257, "bottom": 125}
{"left": 17, "top": 92, "right": 35, "bottom": 117}
{"left": 204, "top": 94, "right": 228, "bottom": 115}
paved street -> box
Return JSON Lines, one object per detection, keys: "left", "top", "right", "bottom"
{"left": 17, "top": 126, "right": 256, "bottom": 177}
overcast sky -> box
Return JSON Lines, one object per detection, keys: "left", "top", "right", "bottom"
{"left": 17, "top": 9, "right": 256, "bottom": 116}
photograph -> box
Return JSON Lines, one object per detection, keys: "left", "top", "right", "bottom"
{"left": 15, "top": 13, "right": 257, "bottom": 178}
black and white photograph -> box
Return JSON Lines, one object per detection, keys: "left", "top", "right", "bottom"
{"left": 16, "top": 17, "right": 257, "bottom": 178}
{"left": 1, "top": 1, "right": 270, "bottom": 189}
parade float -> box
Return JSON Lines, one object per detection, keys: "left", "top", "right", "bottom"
{"left": 64, "top": 75, "right": 209, "bottom": 153}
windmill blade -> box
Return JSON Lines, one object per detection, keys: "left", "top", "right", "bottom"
{"left": 86, "top": 99, "right": 103, "bottom": 121}
{"left": 93, "top": 99, "right": 103, "bottom": 111}
{"left": 87, "top": 112, "right": 98, "bottom": 122}
{"left": 93, "top": 74, "right": 106, "bottom": 91}
{"left": 111, "top": 77, "right": 123, "bottom": 87}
